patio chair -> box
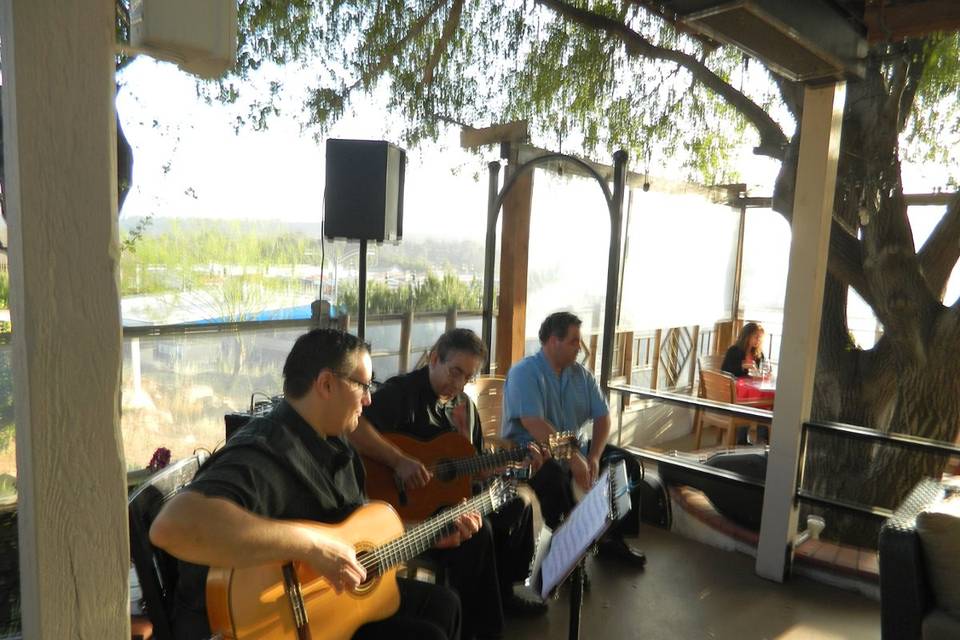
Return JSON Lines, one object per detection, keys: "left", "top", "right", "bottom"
{"left": 128, "top": 453, "right": 209, "bottom": 640}
{"left": 473, "top": 375, "right": 509, "bottom": 452}
{"left": 699, "top": 353, "right": 725, "bottom": 373}
{"left": 693, "top": 368, "right": 767, "bottom": 448}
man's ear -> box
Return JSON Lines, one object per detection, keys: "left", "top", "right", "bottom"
{"left": 429, "top": 349, "right": 439, "bottom": 368}
{"left": 314, "top": 371, "right": 335, "bottom": 398}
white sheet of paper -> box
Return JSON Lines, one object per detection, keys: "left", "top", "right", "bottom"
{"left": 539, "top": 468, "right": 612, "bottom": 599}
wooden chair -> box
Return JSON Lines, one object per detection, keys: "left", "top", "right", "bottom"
{"left": 699, "top": 353, "right": 725, "bottom": 373}
{"left": 472, "top": 375, "right": 509, "bottom": 451}
{"left": 128, "top": 453, "right": 209, "bottom": 640}
{"left": 693, "top": 369, "right": 768, "bottom": 449}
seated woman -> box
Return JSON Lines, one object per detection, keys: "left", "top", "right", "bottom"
{"left": 720, "top": 322, "right": 768, "bottom": 445}
{"left": 721, "top": 322, "right": 765, "bottom": 378}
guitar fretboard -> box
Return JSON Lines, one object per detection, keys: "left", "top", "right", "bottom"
{"left": 358, "top": 481, "right": 508, "bottom": 576}
{"left": 429, "top": 447, "right": 528, "bottom": 479}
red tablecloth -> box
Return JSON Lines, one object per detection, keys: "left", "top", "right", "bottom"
{"left": 735, "top": 376, "right": 775, "bottom": 409}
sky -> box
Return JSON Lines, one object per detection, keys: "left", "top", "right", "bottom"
{"left": 116, "top": 57, "right": 492, "bottom": 239}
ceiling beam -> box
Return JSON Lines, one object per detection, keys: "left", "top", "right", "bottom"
{"left": 865, "top": 1, "right": 960, "bottom": 43}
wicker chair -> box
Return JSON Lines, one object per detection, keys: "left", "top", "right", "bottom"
{"left": 878, "top": 478, "right": 953, "bottom": 640}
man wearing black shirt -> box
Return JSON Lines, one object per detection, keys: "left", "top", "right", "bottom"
{"left": 150, "top": 329, "right": 477, "bottom": 640}
{"left": 350, "top": 328, "right": 544, "bottom": 640}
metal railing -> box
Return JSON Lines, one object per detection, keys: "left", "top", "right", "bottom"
{"left": 608, "top": 383, "right": 960, "bottom": 524}
{"left": 796, "top": 420, "right": 960, "bottom": 521}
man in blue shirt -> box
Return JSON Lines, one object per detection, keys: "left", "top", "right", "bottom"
{"left": 503, "top": 311, "right": 646, "bottom": 567}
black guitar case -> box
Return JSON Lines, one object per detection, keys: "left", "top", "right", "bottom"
{"left": 636, "top": 463, "right": 672, "bottom": 529}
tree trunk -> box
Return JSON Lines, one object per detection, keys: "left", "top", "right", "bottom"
{"left": 772, "top": 43, "right": 960, "bottom": 545}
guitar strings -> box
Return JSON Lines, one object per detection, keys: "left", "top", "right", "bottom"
{"left": 361, "top": 494, "right": 489, "bottom": 573}
{"left": 418, "top": 434, "right": 573, "bottom": 478}
{"left": 359, "top": 482, "right": 510, "bottom": 574}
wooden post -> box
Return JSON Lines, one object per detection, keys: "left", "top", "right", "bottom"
{"left": 688, "top": 325, "right": 700, "bottom": 390}
{"left": 620, "top": 332, "right": 634, "bottom": 383}
{"left": 1, "top": 1, "right": 129, "bottom": 635}
{"left": 398, "top": 310, "right": 414, "bottom": 374}
{"left": 621, "top": 332, "right": 634, "bottom": 407}
{"left": 756, "top": 82, "right": 846, "bottom": 582}
{"left": 731, "top": 201, "right": 747, "bottom": 326}
{"left": 445, "top": 307, "right": 458, "bottom": 332}
{"left": 495, "top": 149, "right": 534, "bottom": 372}
{"left": 651, "top": 329, "right": 662, "bottom": 389}
{"left": 588, "top": 334, "right": 599, "bottom": 372}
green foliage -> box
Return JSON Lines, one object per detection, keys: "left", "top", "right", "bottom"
{"left": 118, "top": 220, "right": 309, "bottom": 297}
{"left": 120, "top": 214, "right": 154, "bottom": 255}
{"left": 903, "top": 36, "right": 960, "bottom": 169}
{"left": 338, "top": 272, "right": 482, "bottom": 314}
{"left": 0, "top": 350, "right": 13, "bottom": 455}
{"left": 216, "top": 0, "right": 771, "bottom": 183}
{"left": 0, "top": 272, "right": 8, "bottom": 311}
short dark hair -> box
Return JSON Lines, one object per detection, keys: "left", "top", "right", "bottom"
{"left": 282, "top": 329, "right": 370, "bottom": 399}
{"left": 539, "top": 311, "right": 582, "bottom": 344}
{"left": 432, "top": 328, "right": 488, "bottom": 364}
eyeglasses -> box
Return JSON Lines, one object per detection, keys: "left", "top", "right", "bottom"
{"left": 337, "top": 374, "right": 378, "bottom": 396}
{"left": 445, "top": 363, "right": 477, "bottom": 384}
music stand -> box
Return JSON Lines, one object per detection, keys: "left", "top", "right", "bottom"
{"left": 529, "top": 460, "right": 631, "bottom": 640}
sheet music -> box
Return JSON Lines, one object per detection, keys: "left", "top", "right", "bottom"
{"left": 539, "top": 467, "right": 613, "bottom": 599}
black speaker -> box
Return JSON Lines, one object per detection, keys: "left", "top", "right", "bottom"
{"left": 324, "top": 139, "right": 405, "bottom": 242}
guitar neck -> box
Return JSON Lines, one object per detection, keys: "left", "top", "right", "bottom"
{"left": 438, "top": 447, "right": 528, "bottom": 479}
{"left": 367, "top": 485, "right": 499, "bottom": 574}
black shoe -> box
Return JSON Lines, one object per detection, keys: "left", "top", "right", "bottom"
{"left": 503, "top": 591, "right": 548, "bottom": 616}
{"left": 599, "top": 538, "right": 647, "bottom": 568}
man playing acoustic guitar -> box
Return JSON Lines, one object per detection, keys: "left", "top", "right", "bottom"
{"left": 349, "top": 328, "right": 547, "bottom": 640}
{"left": 503, "top": 311, "right": 647, "bottom": 568}
{"left": 150, "top": 329, "right": 478, "bottom": 640}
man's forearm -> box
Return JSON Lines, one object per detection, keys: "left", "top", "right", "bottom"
{"left": 348, "top": 417, "right": 405, "bottom": 467}
{"left": 588, "top": 415, "right": 611, "bottom": 460}
{"left": 150, "top": 491, "right": 315, "bottom": 569}
{"left": 518, "top": 416, "right": 558, "bottom": 443}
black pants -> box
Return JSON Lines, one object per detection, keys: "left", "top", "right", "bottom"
{"left": 527, "top": 444, "right": 643, "bottom": 538}
{"left": 489, "top": 494, "right": 537, "bottom": 599}
{"left": 427, "top": 519, "right": 503, "bottom": 640}
{"left": 355, "top": 578, "right": 462, "bottom": 640}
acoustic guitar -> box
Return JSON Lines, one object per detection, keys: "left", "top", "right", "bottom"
{"left": 207, "top": 478, "right": 516, "bottom": 640}
{"left": 363, "top": 431, "right": 576, "bottom": 520}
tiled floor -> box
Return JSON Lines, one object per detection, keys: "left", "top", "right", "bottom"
{"left": 506, "top": 525, "right": 880, "bottom": 639}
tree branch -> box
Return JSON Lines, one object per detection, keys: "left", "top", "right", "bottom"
{"left": 829, "top": 220, "right": 874, "bottom": 308}
{"left": 884, "top": 40, "right": 927, "bottom": 133}
{"left": 348, "top": 0, "right": 448, "bottom": 93}
{"left": 423, "top": 0, "right": 464, "bottom": 85}
{"left": 918, "top": 192, "right": 960, "bottom": 300}
{"left": 535, "top": 0, "right": 788, "bottom": 160}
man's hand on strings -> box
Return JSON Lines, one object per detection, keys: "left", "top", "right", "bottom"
{"left": 435, "top": 509, "right": 483, "bottom": 549}
{"left": 395, "top": 454, "right": 431, "bottom": 490}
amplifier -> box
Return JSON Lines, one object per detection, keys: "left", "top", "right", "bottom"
{"left": 224, "top": 395, "right": 282, "bottom": 440}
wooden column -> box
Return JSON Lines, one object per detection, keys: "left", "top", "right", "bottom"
{"left": 398, "top": 310, "right": 414, "bottom": 374}
{"left": 1, "top": 1, "right": 129, "bottom": 636}
{"left": 495, "top": 155, "right": 534, "bottom": 371}
{"left": 756, "top": 82, "right": 846, "bottom": 582}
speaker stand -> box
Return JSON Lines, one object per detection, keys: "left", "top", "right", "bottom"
{"left": 357, "top": 239, "right": 368, "bottom": 340}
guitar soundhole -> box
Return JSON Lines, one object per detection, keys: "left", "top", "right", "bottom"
{"left": 436, "top": 459, "right": 456, "bottom": 482}
{"left": 354, "top": 546, "right": 379, "bottom": 595}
